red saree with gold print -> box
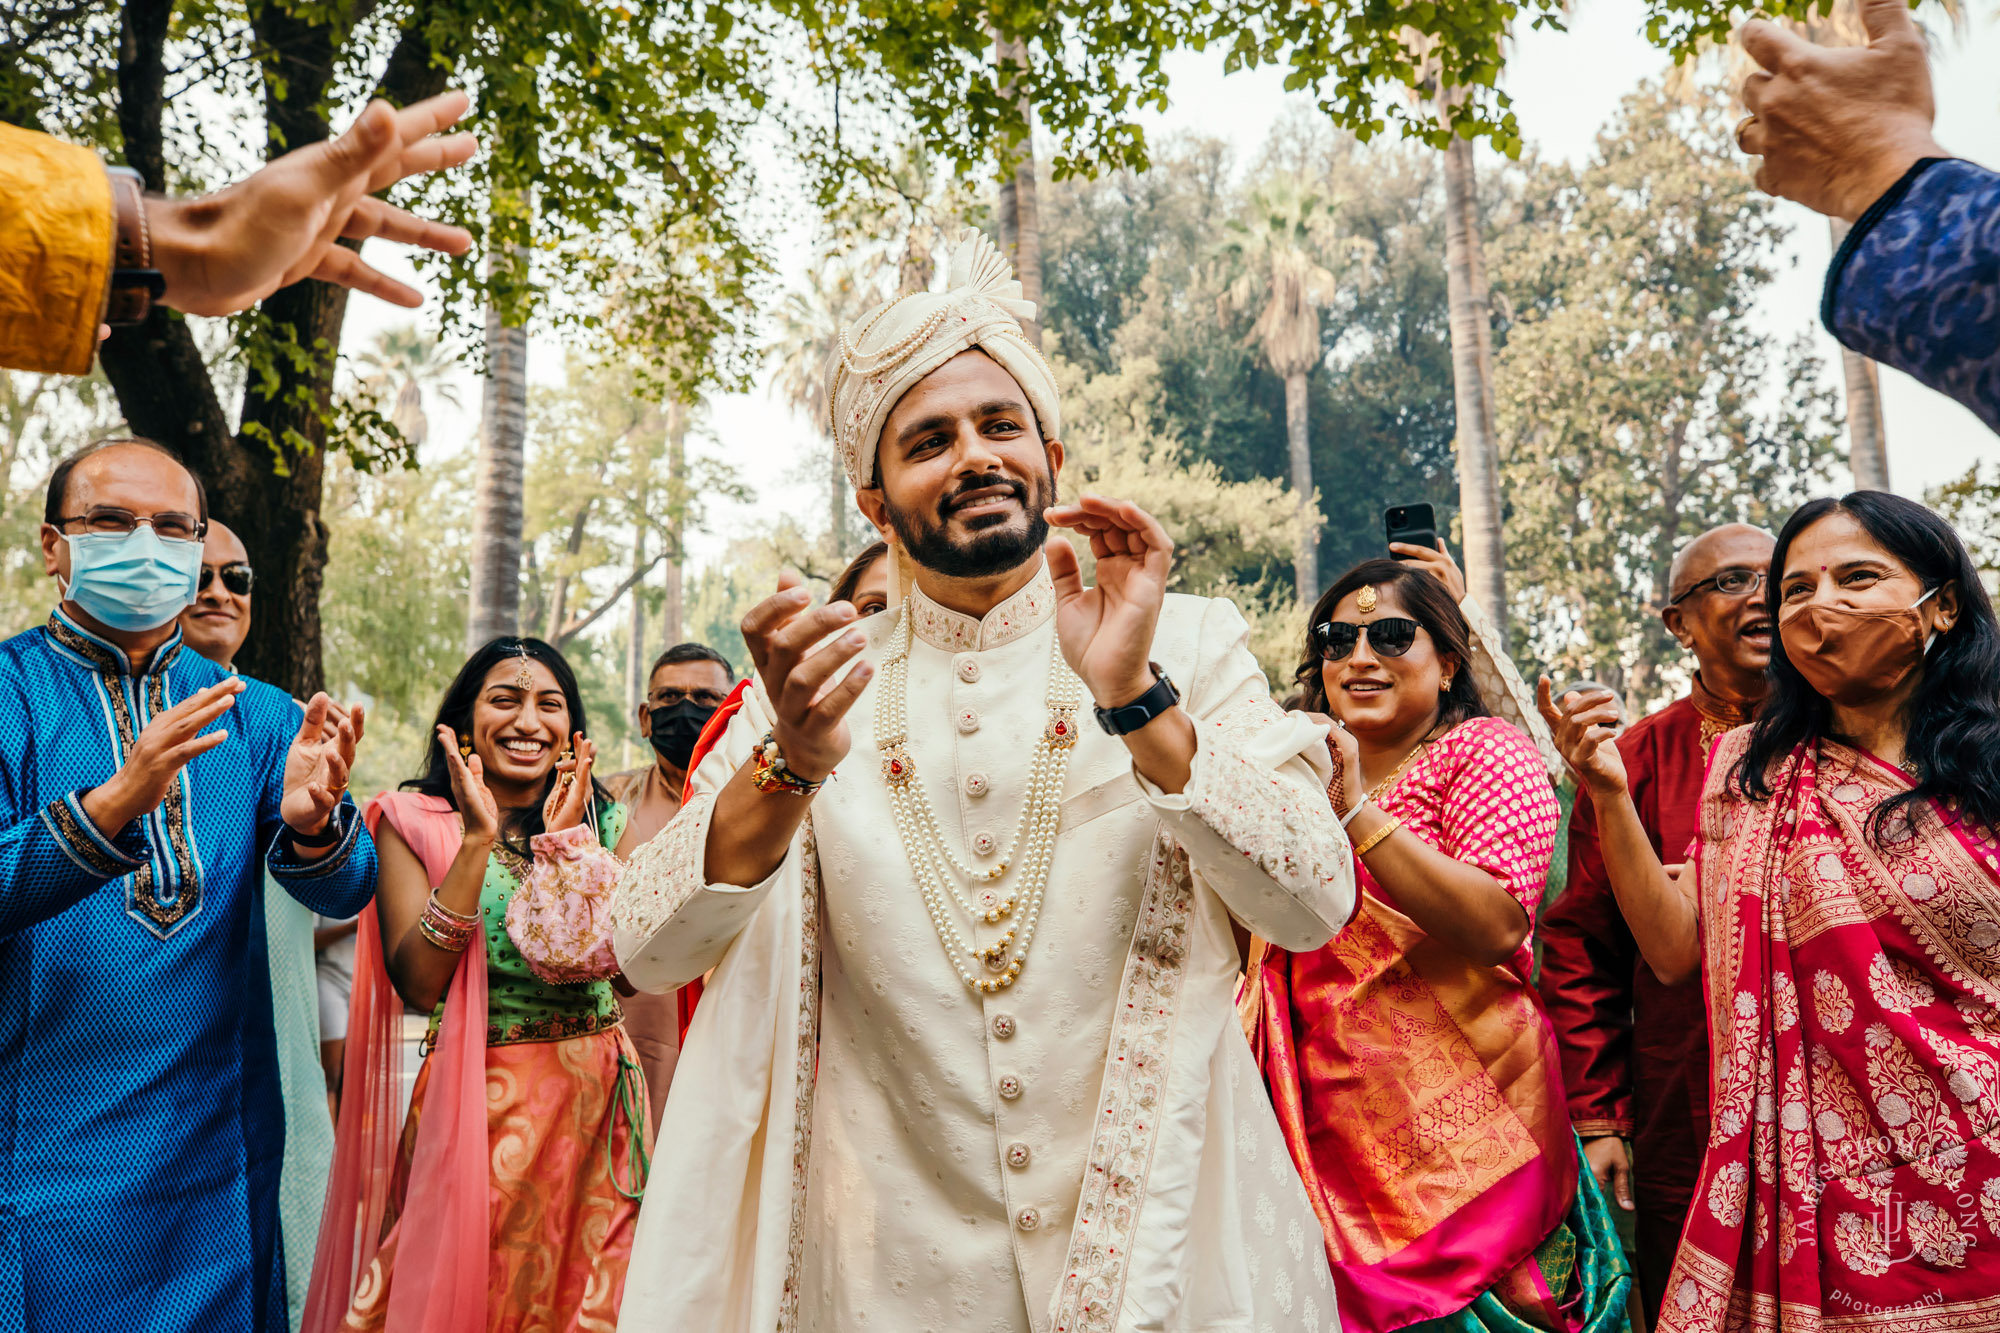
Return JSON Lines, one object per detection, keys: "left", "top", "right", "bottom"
{"left": 1660, "top": 731, "right": 2000, "bottom": 1333}
{"left": 1248, "top": 717, "right": 1624, "bottom": 1333}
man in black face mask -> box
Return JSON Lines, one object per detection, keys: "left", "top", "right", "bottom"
{"left": 606, "top": 640, "right": 735, "bottom": 1116}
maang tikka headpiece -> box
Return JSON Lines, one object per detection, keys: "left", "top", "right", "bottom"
{"left": 512, "top": 649, "right": 535, "bottom": 692}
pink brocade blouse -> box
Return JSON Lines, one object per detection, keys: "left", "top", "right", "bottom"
{"left": 1368, "top": 714, "right": 1563, "bottom": 980}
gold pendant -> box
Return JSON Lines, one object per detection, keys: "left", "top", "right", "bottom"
{"left": 1357, "top": 584, "right": 1378, "bottom": 613}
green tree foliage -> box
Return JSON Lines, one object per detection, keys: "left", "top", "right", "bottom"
{"left": 1928, "top": 466, "right": 2000, "bottom": 581}
{"left": 1489, "top": 82, "right": 1840, "bottom": 706}
{"left": 1039, "top": 121, "right": 1463, "bottom": 597}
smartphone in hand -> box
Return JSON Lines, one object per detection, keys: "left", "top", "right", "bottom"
{"left": 1384, "top": 503, "right": 1437, "bottom": 558}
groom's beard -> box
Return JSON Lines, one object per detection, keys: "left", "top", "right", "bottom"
{"left": 887, "top": 467, "right": 1054, "bottom": 580}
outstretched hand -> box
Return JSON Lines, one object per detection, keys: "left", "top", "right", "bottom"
{"left": 282, "top": 692, "right": 366, "bottom": 836}
{"left": 1045, "top": 494, "right": 1174, "bottom": 707}
{"left": 152, "top": 90, "right": 478, "bottom": 316}
{"left": 1735, "top": 0, "right": 1947, "bottom": 220}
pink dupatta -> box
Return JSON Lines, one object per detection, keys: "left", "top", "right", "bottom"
{"left": 1661, "top": 732, "right": 2000, "bottom": 1333}
{"left": 302, "top": 792, "right": 490, "bottom": 1333}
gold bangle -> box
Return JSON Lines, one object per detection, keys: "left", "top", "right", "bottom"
{"left": 1353, "top": 814, "right": 1402, "bottom": 858}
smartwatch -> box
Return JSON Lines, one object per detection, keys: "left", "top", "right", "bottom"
{"left": 1093, "top": 662, "right": 1181, "bottom": 736}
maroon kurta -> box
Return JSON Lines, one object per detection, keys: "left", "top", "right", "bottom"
{"left": 1536, "top": 676, "right": 1750, "bottom": 1327}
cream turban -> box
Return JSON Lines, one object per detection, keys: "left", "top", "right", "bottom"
{"left": 827, "top": 231, "right": 1062, "bottom": 494}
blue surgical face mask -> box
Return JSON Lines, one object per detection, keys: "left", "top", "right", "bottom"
{"left": 60, "top": 527, "right": 204, "bottom": 633}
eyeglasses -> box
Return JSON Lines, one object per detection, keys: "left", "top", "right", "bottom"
{"left": 1669, "top": 567, "right": 1765, "bottom": 606}
{"left": 649, "top": 688, "right": 728, "bottom": 708}
{"left": 53, "top": 506, "right": 206, "bottom": 543}
{"left": 1313, "top": 617, "right": 1424, "bottom": 662}
{"left": 199, "top": 562, "right": 254, "bottom": 595}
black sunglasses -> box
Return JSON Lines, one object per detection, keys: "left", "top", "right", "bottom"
{"left": 198, "top": 562, "right": 254, "bottom": 596}
{"left": 1313, "top": 617, "right": 1423, "bottom": 662}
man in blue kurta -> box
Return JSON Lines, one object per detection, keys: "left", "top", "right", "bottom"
{"left": 0, "top": 438, "right": 377, "bottom": 1333}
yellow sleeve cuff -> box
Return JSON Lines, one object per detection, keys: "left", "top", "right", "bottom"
{"left": 0, "top": 123, "right": 114, "bottom": 377}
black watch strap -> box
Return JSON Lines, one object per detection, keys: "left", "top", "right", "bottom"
{"left": 1094, "top": 662, "right": 1181, "bottom": 736}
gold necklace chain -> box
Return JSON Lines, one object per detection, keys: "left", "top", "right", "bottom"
{"left": 876, "top": 610, "right": 1081, "bottom": 994}
{"left": 1366, "top": 736, "right": 1433, "bottom": 804}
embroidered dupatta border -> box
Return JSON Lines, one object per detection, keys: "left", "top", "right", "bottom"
{"left": 778, "top": 817, "right": 821, "bottom": 1333}
{"left": 1048, "top": 829, "right": 1195, "bottom": 1333}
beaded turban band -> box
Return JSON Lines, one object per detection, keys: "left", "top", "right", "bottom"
{"left": 827, "top": 230, "right": 1062, "bottom": 495}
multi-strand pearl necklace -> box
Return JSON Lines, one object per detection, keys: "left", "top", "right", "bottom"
{"left": 876, "top": 610, "right": 1082, "bottom": 994}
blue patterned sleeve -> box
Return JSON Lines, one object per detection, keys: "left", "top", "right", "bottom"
{"left": 1822, "top": 158, "right": 2000, "bottom": 434}
{"left": 0, "top": 791, "right": 152, "bottom": 937}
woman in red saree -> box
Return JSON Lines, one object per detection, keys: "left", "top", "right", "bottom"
{"left": 1246, "top": 555, "right": 1632, "bottom": 1332}
{"left": 1539, "top": 491, "right": 2000, "bottom": 1332}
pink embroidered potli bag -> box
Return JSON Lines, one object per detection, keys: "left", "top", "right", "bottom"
{"left": 504, "top": 823, "right": 624, "bottom": 984}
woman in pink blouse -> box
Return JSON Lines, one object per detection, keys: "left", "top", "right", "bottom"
{"left": 1244, "top": 556, "right": 1631, "bottom": 1333}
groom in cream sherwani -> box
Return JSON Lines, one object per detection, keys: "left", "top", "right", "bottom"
{"left": 609, "top": 234, "right": 1353, "bottom": 1333}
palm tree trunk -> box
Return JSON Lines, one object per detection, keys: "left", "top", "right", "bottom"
{"left": 993, "top": 33, "right": 1043, "bottom": 348}
{"left": 624, "top": 506, "right": 648, "bottom": 771}
{"left": 1441, "top": 136, "right": 1508, "bottom": 642}
{"left": 1284, "top": 369, "right": 1318, "bottom": 603}
{"left": 467, "top": 232, "right": 529, "bottom": 650}
{"left": 660, "top": 399, "right": 687, "bottom": 647}
{"left": 1827, "top": 218, "right": 1891, "bottom": 491}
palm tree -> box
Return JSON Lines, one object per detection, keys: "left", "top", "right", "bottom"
{"left": 660, "top": 397, "right": 689, "bottom": 646}
{"left": 468, "top": 199, "right": 533, "bottom": 651}
{"left": 1440, "top": 126, "right": 1508, "bottom": 633}
{"left": 993, "top": 31, "right": 1044, "bottom": 348}
{"left": 768, "top": 268, "right": 884, "bottom": 553}
{"left": 1220, "top": 179, "right": 1365, "bottom": 605}
{"left": 351, "top": 325, "right": 460, "bottom": 452}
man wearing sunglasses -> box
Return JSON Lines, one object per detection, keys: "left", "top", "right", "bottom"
{"left": 178, "top": 519, "right": 255, "bottom": 667}
{"left": 2, "top": 437, "right": 377, "bottom": 1332}
{"left": 1535, "top": 522, "right": 1775, "bottom": 1329}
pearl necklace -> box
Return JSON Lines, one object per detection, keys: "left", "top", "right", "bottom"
{"left": 876, "top": 609, "right": 1082, "bottom": 994}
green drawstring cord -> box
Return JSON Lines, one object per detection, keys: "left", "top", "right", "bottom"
{"left": 607, "top": 1052, "right": 652, "bottom": 1201}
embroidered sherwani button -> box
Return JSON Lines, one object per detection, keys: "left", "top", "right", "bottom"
{"left": 971, "top": 830, "right": 997, "bottom": 857}
{"left": 1006, "top": 1142, "right": 1031, "bottom": 1169}
{"left": 991, "top": 1013, "right": 1016, "bottom": 1039}
{"left": 957, "top": 656, "right": 981, "bottom": 683}
{"left": 965, "top": 771, "right": 990, "bottom": 798}
{"left": 956, "top": 708, "right": 980, "bottom": 734}
{"left": 997, "top": 1074, "right": 1022, "bottom": 1100}
{"left": 1015, "top": 1207, "right": 1040, "bottom": 1231}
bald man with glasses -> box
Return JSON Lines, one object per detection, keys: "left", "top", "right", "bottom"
{"left": 1535, "top": 522, "right": 1775, "bottom": 1329}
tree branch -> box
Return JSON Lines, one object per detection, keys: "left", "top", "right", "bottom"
{"left": 551, "top": 553, "right": 666, "bottom": 648}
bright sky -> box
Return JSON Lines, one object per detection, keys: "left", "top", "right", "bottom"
{"left": 341, "top": 0, "right": 2000, "bottom": 577}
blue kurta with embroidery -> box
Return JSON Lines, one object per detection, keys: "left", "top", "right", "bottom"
{"left": 1823, "top": 156, "right": 2000, "bottom": 434}
{"left": 0, "top": 611, "right": 377, "bottom": 1333}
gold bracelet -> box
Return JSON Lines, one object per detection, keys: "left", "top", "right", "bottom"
{"left": 1353, "top": 814, "right": 1402, "bottom": 857}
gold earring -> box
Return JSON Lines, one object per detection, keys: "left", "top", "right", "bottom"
{"left": 458, "top": 733, "right": 472, "bottom": 758}
{"left": 1440, "top": 677, "right": 1453, "bottom": 691}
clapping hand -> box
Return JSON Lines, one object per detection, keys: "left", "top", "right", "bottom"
{"left": 1534, "top": 677, "right": 1627, "bottom": 800}
{"left": 543, "top": 732, "right": 597, "bottom": 833}
{"left": 741, "top": 570, "right": 874, "bottom": 784}
{"left": 1045, "top": 495, "right": 1174, "bottom": 707}
{"left": 436, "top": 723, "right": 501, "bottom": 846}
{"left": 281, "top": 693, "right": 365, "bottom": 838}
{"left": 83, "top": 678, "right": 243, "bottom": 835}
